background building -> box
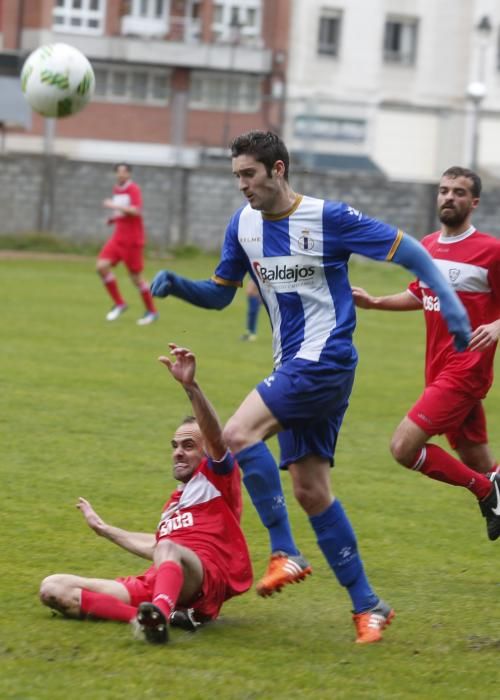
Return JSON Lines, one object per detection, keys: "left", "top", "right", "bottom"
{"left": 0, "top": 0, "right": 290, "bottom": 165}
{"left": 1, "top": 0, "right": 500, "bottom": 247}
{"left": 286, "top": 0, "right": 500, "bottom": 181}
{"left": 2, "top": 0, "right": 500, "bottom": 181}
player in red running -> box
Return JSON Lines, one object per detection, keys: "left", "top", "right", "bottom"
{"left": 97, "top": 163, "right": 158, "bottom": 325}
{"left": 39, "top": 344, "right": 253, "bottom": 644}
{"left": 353, "top": 166, "right": 500, "bottom": 540}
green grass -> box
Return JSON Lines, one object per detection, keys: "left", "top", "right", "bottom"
{"left": 1, "top": 254, "right": 498, "bottom": 700}
{"left": 0, "top": 233, "right": 101, "bottom": 255}
{"left": 0, "top": 234, "right": 209, "bottom": 258}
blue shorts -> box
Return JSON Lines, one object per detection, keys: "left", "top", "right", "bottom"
{"left": 256, "top": 359, "right": 355, "bottom": 469}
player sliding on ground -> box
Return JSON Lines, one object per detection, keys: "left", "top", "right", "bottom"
{"left": 39, "top": 344, "right": 252, "bottom": 644}
{"left": 150, "top": 131, "right": 472, "bottom": 643}
{"left": 353, "top": 166, "right": 500, "bottom": 541}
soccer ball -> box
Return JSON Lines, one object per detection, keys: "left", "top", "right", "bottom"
{"left": 21, "top": 43, "right": 95, "bottom": 118}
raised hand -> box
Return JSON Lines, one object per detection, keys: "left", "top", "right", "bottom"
{"left": 158, "top": 343, "right": 196, "bottom": 387}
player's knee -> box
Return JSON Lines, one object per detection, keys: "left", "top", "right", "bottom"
{"left": 154, "top": 539, "right": 181, "bottom": 565}
{"left": 293, "top": 481, "right": 326, "bottom": 515}
{"left": 390, "top": 434, "right": 415, "bottom": 467}
{"left": 40, "top": 575, "right": 82, "bottom": 616}
{"left": 39, "top": 575, "right": 65, "bottom": 607}
{"left": 222, "top": 419, "right": 248, "bottom": 454}
{"left": 96, "top": 260, "right": 108, "bottom": 275}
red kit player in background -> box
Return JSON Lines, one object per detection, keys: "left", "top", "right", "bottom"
{"left": 97, "top": 163, "right": 159, "bottom": 325}
{"left": 39, "top": 344, "right": 253, "bottom": 644}
{"left": 353, "top": 166, "right": 500, "bottom": 540}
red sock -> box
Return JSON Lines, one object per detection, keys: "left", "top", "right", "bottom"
{"left": 413, "top": 444, "right": 492, "bottom": 500}
{"left": 139, "top": 281, "right": 156, "bottom": 313}
{"left": 103, "top": 272, "right": 125, "bottom": 305}
{"left": 152, "top": 561, "right": 184, "bottom": 619}
{"left": 80, "top": 589, "right": 136, "bottom": 622}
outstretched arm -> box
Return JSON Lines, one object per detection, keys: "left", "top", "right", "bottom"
{"left": 77, "top": 497, "right": 155, "bottom": 560}
{"left": 391, "top": 233, "right": 471, "bottom": 350}
{"left": 352, "top": 286, "right": 422, "bottom": 311}
{"left": 158, "top": 344, "right": 227, "bottom": 461}
{"left": 151, "top": 271, "right": 237, "bottom": 310}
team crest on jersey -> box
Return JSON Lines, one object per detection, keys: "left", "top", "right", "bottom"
{"left": 449, "top": 268, "right": 461, "bottom": 284}
{"left": 298, "top": 230, "right": 314, "bottom": 251}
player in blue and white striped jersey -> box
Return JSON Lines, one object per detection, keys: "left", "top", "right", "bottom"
{"left": 151, "top": 131, "right": 471, "bottom": 643}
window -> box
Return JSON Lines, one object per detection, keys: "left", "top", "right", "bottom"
{"left": 318, "top": 9, "right": 342, "bottom": 57}
{"left": 131, "top": 72, "right": 148, "bottom": 100}
{"left": 52, "top": 0, "right": 106, "bottom": 34}
{"left": 190, "top": 72, "right": 261, "bottom": 112}
{"left": 129, "top": 0, "right": 168, "bottom": 20}
{"left": 92, "top": 65, "right": 170, "bottom": 104}
{"left": 212, "top": 1, "right": 262, "bottom": 45}
{"left": 93, "top": 68, "right": 108, "bottom": 97}
{"left": 121, "top": 0, "right": 170, "bottom": 37}
{"left": 383, "top": 17, "right": 418, "bottom": 65}
{"left": 152, "top": 74, "right": 168, "bottom": 100}
{"left": 295, "top": 115, "right": 366, "bottom": 142}
{"left": 185, "top": 0, "right": 202, "bottom": 41}
{"left": 111, "top": 72, "right": 127, "bottom": 97}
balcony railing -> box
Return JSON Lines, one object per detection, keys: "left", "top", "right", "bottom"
{"left": 120, "top": 15, "right": 264, "bottom": 47}
{"left": 121, "top": 14, "right": 202, "bottom": 43}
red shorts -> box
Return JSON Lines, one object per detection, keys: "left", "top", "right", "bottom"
{"left": 408, "top": 384, "right": 488, "bottom": 450}
{"left": 99, "top": 238, "right": 144, "bottom": 273}
{"left": 115, "top": 558, "right": 229, "bottom": 621}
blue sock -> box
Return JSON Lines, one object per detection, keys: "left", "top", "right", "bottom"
{"left": 309, "top": 500, "right": 378, "bottom": 613}
{"left": 236, "top": 442, "right": 299, "bottom": 555}
{"left": 247, "top": 297, "right": 261, "bottom": 334}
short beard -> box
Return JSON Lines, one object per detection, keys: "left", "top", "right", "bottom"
{"left": 438, "top": 208, "right": 468, "bottom": 227}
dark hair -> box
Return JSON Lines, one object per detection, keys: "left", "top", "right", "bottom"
{"left": 180, "top": 415, "right": 197, "bottom": 426}
{"left": 114, "top": 162, "right": 131, "bottom": 172}
{"left": 230, "top": 131, "right": 290, "bottom": 180}
{"left": 441, "top": 166, "right": 481, "bottom": 197}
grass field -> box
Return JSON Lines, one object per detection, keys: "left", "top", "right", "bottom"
{"left": 1, "top": 253, "right": 499, "bottom": 700}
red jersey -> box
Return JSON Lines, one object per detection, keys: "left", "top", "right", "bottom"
{"left": 408, "top": 227, "right": 500, "bottom": 397}
{"left": 109, "top": 180, "right": 145, "bottom": 246}
{"left": 156, "top": 454, "right": 252, "bottom": 599}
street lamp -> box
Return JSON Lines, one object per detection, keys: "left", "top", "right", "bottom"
{"left": 466, "top": 15, "right": 493, "bottom": 170}
{"left": 222, "top": 18, "right": 243, "bottom": 147}
{"left": 467, "top": 81, "right": 487, "bottom": 170}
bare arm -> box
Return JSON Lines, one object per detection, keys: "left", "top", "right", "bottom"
{"left": 158, "top": 344, "right": 227, "bottom": 461}
{"left": 352, "top": 286, "right": 422, "bottom": 311}
{"left": 77, "top": 497, "right": 155, "bottom": 560}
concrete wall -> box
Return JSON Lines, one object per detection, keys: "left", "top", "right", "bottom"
{"left": 0, "top": 153, "right": 499, "bottom": 250}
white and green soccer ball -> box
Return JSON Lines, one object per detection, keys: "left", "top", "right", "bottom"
{"left": 21, "top": 43, "right": 95, "bottom": 118}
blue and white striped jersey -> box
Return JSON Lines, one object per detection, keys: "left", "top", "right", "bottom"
{"left": 214, "top": 195, "right": 402, "bottom": 370}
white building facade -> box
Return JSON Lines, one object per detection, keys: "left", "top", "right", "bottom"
{"left": 285, "top": 0, "right": 500, "bottom": 181}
